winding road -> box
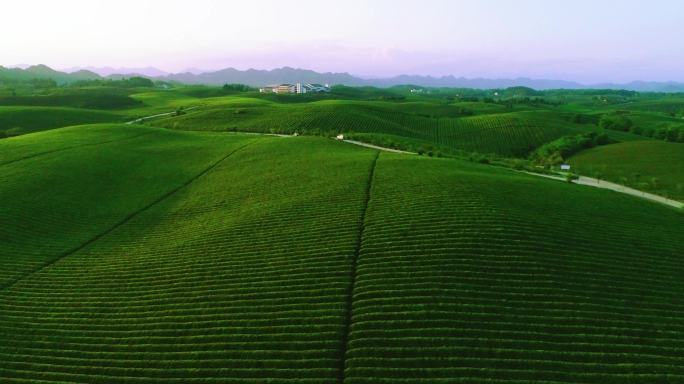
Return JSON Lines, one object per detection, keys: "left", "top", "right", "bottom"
{"left": 522, "top": 171, "right": 683, "bottom": 209}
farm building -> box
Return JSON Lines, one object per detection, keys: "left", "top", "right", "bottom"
{"left": 298, "top": 83, "right": 331, "bottom": 93}
{"left": 259, "top": 84, "right": 295, "bottom": 94}
{"left": 260, "top": 83, "right": 330, "bottom": 94}
{"left": 258, "top": 85, "right": 278, "bottom": 93}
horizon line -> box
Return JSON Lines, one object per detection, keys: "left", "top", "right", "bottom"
{"left": 4, "top": 63, "right": 684, "bottom": 86}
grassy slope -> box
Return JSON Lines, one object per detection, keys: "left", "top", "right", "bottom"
{"left": 347, "top": 154, "right": 684, "bottom": 383}
{"left": 0, "top": 125, "right": 258, "bottom": 287}
{"left": 0, "top": 131, "right": 376, "bottom": 382}
{"left": 0, "top": 87, "right": 142, "bottom": 109}
{"left": 0, "top": 89, "right": 203, "bottom": 137}
{"left": 1, "top": 127, "right": 683, "bottom": 382}
{"left": 0, "top": 106, "right": 122, "bottom": 136}
{"left": 569, "top": 140, "right": 684, "bottom": 200}
{"left": 0, "top": 124, "right": 155, "bottom": 166}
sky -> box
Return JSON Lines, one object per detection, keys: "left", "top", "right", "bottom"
{"left": 2, "top": 0, "right": 683, "bottom": 83}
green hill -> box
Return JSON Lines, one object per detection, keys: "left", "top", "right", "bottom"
{"left": 1, "top": 124, "right": 683, "bottom": 383}
{"left": 0, "top": 87, "right": 143, "bottom": 110}
{"left": 569, "top": 140, "right": 684, "bottom": 200}
{"left": 0, "top": 65, "right": 99, "bottom": 85}
{"left": 0, "top": 106, "right": 122, "bottom": 137}
{"left": 152, "top": 99, "right": 629, "bottom": 157}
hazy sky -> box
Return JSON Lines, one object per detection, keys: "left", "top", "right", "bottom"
{"left": 2, "top": 0, "right": 683, "bottom": 82}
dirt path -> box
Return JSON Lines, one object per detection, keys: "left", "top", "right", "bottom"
{"left": 126, "top": 106, "right": 199, "bottom": 125}
{"left": 339, "top": 139, "right": 417, "bottom": 154}
{"left": 522, "top": 171, "right": 683, "bottom": 209}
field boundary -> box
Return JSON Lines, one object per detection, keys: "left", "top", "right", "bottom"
{"left": 0, "top": 131, "right": 155, "bottom": 167}
{"left": 339, "top": 150, "right": 380, "bottom": 383}
{"left": 0, "top": 140, "right": 257, "bottom": 291}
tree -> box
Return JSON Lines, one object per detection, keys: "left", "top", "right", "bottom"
{"left": 222, "top": 83, "right": 251, "bottom": 92}
{"left": 677, "top": 130, "right": 684, "bottom": 143}
{"left": 126, "top": 77, "right": 154, "bottom": 87}
{"left": 599, "top": 114, "right": 633, "bottom": 132}
{"left": 665, "top": 128, "right": 679, "bottom": 142}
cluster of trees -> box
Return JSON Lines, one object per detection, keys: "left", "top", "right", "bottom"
{"left": 599, "top": 113, "right": 634, "bottom": 131}
{"left": 70, "top": 76, "right": 155, "bottom": 88}
{"left": 571, "top": 113, "right": 599, "bottom": 124}
{"left": 222, "top": 83, "right": 253, "bottom": 92}
{"left": 531, "top": 132, "right": 611, "bottom": 166}
{"left": 649, "top": 126, "right": 684, "bottom": 142}
{"left": 599, "top": 113, "right": 684, "bottom": 142}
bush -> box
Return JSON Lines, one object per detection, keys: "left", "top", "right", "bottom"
{"left": 222, "top": 83, "right": 252, "bottom": 92}
{"left": 530, "top": 132, "right": 611, "bottom": 166}
{"left": 599, "top": 114, "right": 633, "bottom": 132}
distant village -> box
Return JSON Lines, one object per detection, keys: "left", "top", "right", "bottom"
{"left": 259, "top": 83, "right": 331, "bottom": 94}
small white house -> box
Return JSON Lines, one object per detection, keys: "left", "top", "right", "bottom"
{"left": 336, "top": 134, "right": 345, "bottom": 140}
{"left": 560, "top": 164, "right": 571, "bottom": 171}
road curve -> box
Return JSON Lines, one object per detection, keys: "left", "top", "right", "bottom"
{"left": 521, "top": 171, "right": 683, "bottom": 209}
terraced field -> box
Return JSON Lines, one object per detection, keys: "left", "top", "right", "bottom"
{"left": 1, "top": 123, "right": 683, "bottom": 383}
{"left": 347, "top": 155, "right": 684, "bottom": 383}
{"left": 153, "top": 100, "right": 612, "bottom": 157}
{"left": 0, "top": 125, "right": 257, "bottom": 287}
{"left": 0, "top": 106, "right": 122, "bottom": 136}
{"left": 569, "top": 140, "right": 684, "bottom": 200}
{"left": 0, "top": 124, "right": 154, "bottom": 166}
{"left": 0, "top": 127, "right": 377, "bottom": 383}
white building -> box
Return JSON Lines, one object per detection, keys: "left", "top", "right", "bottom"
{"left": 298, "top": 83, "right": 331, "bottom": 93}
{"left": 260, "top": 83, "right": 331, "bottom": 94}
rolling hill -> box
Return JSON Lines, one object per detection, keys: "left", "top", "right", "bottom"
{"left": 569, "top": 140, "right": 684, "bottom": 200}
{"left": 152, "top": 97, "right": 645, "bottom": 158}
{"left": 0, "top": 124, "right": 683, "bottom": 383}
{"left": 0, "top": 106, "right": 122, "bottom": 137}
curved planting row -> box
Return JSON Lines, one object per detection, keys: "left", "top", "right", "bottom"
{"left": 0, "top": 126, "right": 251, "bottom": 288}
{"left": 345, "top": 154, "right": 684, "bottom": 383}
{"left": 437, "top": 112, "right": 584, "bottom": 157}
{"left": 3, "top": 128, "right": 683, "bottom": 383}
{"left": 0, "top": 135, "right": 377, "bottom": 383}
{"left": 155, "top": 102, "right": 591, "bottom": 158}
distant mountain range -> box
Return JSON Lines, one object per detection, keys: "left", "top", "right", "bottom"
{"left": 3, "top": 64, "right": 684, "bottom": 92}
{"left": 1, "top": 64, "right": 100, "bottom": 83}
{"left": 61, "top": 66, "right": 170, "bottom": 77}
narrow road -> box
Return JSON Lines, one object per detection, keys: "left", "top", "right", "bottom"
{"left": 521, "top": 171, "right": 683, "bottom": 209}
{"left": 339, "top": 139, "right": 416, "bottom": 154}
{"left": 574, "top": 175, "right": 683, "bottom": 209}
{"left": 126, "top": 106, "right": 199, "bottom": 125}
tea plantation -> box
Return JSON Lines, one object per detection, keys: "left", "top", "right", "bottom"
{"left": 1, "top": 124, "right": 683, "bottom": 383}
{"left": 569, "top": 140, "right": 684, "bottom": 200}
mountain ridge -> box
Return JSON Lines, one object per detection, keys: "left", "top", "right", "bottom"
{"left": 3, "top": 64, "right": 684, "bottom": 91}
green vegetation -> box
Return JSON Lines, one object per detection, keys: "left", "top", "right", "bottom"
{"left": 599, "top": 111, "right": 684, "bottom": 143}
{"left": 0, "top": 106, "right": 122, "bottom": 137}
{"left": 0, "top": 87, "right": 143, "bottom": 109}
{"left": 347, "top": 154, "right": 684, "bottom": 383}
{"left": 569, "top": 140, "right": 684, "bottom": 200}
{"left": 1, "top": 125, "right": 682, "bottom": 383}
{"left": 151, "top": 101, "right": 608, "bottom": 157}
{"left": 530, "top": 132, "right": 611, "bottom": 167}
{"left": 0, "top": 126, "right": 375, "bottom": 382}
